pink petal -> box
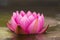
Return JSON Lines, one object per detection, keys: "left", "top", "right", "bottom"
{"left": 7, "top": 23, "right": 15, "bottom": 31}
{"left": 8, "top": 18, "right": 17, "bottom": 31}
{"left": 16, "top": 11, "right": 19, "bottom": 14}
{"left": 33, "top": 12, "right": 37, "bottom": 18}
{"left": 37, "top": 13, "right": 40, "bottom": 17}
{"left": 39, "top": 25, "right": 49, "bottom": 34}
{"left": 15, "top": 13, "right": 22, "bottom": 24}
{"left": 27, "top": 19, "right": 39, "bottom": 34}
{"left": 20, "top": 10, "right": 25, "bottom": 16}
{"left": 41, "top": 14, "right": 44, "bottom": 26}
{"left": 38, "top": 14, "right": 44, "bottom": 32}
{"left": 19, "top": 15, "right": 30, "bottom": 31}
{"left": 12, "top": 12, "right": 16, "bottom": 19}
{"left": 28, "top": 15, "right": 35, "bottom": 23}
{"left": 26, "top": 11, "right": 32, "bottom": 17}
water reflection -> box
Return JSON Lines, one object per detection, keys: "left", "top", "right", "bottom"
{"left": 12, "top": 34, "right": 36, "bottom": 40}
{"left": 5, "top": 34, "right": 47, "bottom": 40}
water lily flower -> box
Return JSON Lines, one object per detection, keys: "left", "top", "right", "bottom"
{"left": 7, "top": 10, "right": 48, "bottom": 34}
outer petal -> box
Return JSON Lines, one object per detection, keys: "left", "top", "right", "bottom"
{"left": 15, "top": 13, "right": 22, "bottom": 24}
{"left": 16, "top": 11, "right": 19, "bottom": 14}
{"left": 28, "top": 15, "right": 35, "bottom": 23}
{"left": 26, "top": 11, "right": 32, "bottom": 17}
{"left": 33, "top": 12, "right": 37, "bottom": 18}
{"left": 39, "top": 25, "right": 49, "bottom": 34}
{"left": 12, "top": 12, "right": 16, "bottom": 19}
{"left": 27, "top": 19, "right": 39, "bottom": 34}
{"left": 7, "top": 23, "right": 15, "bottom": 31}
{"left": 7, "top": 18, "right": 17, "bottom": 32}
{"left": 38, "top": 14, "right": 44, "bottom": 32}
{"left": 19, "top": 15, "right": 30, "bottom": 31}
{"left": 37, "top": 13, "right": 40, "bottom": 17}
{"left": 20, "top": 10, "right": 25, "bottom": 16}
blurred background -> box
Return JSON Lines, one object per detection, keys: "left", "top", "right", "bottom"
{"left": 0, "top": 0, "right": 60, "bottom": 26}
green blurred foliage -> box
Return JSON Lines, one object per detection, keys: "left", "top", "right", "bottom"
{"left": 0, "top": 12, "right": 11, "bottom": 27}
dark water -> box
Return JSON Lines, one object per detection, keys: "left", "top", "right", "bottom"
{"left": 4, "top": 34, "right": 54, "bottom": 40}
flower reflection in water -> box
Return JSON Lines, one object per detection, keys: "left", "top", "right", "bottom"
{"left": 10, "top": 34, "right": 47, "bottom": 40}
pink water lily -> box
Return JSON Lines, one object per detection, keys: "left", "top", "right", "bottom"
{"left": 7, "top": 10, "right": 48, "bottom": 34}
